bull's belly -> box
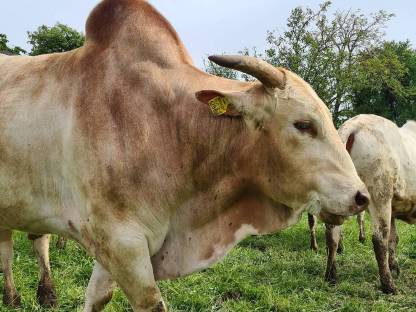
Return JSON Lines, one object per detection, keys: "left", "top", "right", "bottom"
{"left": 0, "top": 175, "right": 83, "bottom": 236}
{"left": 0, "top": 198, "right": 74, "bottom": 235}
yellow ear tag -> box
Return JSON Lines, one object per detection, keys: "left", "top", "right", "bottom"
{"left": 208, "top": 96, "right": 229, "bottom": 116}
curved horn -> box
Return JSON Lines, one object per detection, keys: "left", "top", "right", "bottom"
{"left": 208, "top": 55, "right": 286, "bottom": 89}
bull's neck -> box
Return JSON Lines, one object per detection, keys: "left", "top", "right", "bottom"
{"left": 170, "top": 65, "right": 266, "bottom": 207}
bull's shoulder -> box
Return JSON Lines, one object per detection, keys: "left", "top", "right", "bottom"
{"left": 84, "top": 0, "right": 192, "bottom": 64}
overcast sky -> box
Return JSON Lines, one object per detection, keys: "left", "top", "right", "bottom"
{"left": 1, "top": 1, "right": 415, "bottom": 68}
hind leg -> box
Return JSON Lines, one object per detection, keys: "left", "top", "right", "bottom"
{"left": 358, "top": 211, "right": 366, "bottom": 243}
{"left": 0, "top": 229, "right": 20, "bottom": 307}
{"left": 324, "top": 224, "right": 342, "bottom": 284}
{"left": 308, "top": 214, "right": 318, "bottom": 251}
{"left": 55, "top": 236, "right": 67, "bottom": 249}
{"left": 83, "top": 261, "right": 116, "bottom": 312}
{"left": 29, "top": 234, "right": 58, "bottom": 307}
{"left": 368, "top": 200, "right": 396, "bottom": 294}
{"left": 388, "top": 218, "right": 400, "bottom": 277}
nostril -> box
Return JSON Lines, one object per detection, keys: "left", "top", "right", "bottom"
{"left": 355, "top": 191, "right": 369, "bottom": 207}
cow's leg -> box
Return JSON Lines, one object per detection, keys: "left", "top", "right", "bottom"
{"left": 56, "top": 236, "right": 67, "bottom": 249}
{"left": 0, "top": 229, "right": 21, "bottom": 307}
{"left": 358, "top": 211, "right": 366, "bottom": 243}
{"left": 369, "top": 200, "right": 396, "bottom": 294}
{"left": 308, "top": 213, "right": 318, "bottom": 251}
{"left": 324, "top": 224, "right": 342, "bottom": 284}
{"left": 28, "top": 234, "right": 58, "bottom": 307}
{"left": 337, "top": 230, "right": 344, "bottom": 254}
{"left": 84, "top": 261, "right": 116, "bottom": 312}
{"left": 88, "top": 232, "right": 166, "bottom": 312}
{"left": 388, "top": 218, "right": 400, "bottom": 277}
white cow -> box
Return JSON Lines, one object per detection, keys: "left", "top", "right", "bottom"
{"left": 322, "top": 115, "right": 416, "bottom": 294}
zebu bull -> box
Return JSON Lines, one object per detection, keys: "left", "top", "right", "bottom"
{"left": 311, "top": 115, "right": 416, "bottom": 294}
{"left": 0, "top": 0, "right": 369, "bottom": 310}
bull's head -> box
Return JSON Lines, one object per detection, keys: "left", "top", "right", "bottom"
{"left": 196, "top": 55, "right": 369, "bottom": 225}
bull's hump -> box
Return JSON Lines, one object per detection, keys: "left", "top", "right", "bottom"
{"left": 85, "top": 0, "right": 192, "bottom": 63}
{"left": 85, "top": 0, "right": 126, "bottom": 45}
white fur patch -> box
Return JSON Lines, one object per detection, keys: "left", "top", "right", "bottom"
{"left": 197, "top": 224, "right": 259, "bottom": 270}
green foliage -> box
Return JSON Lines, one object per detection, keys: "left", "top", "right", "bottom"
{"left": 4, "top": 215, "right": 416, "bottom": 311}
{"left": 265, "top": 1, "right": 394, "bottom": 125}
{"left": 27, "top": 23, "right": 85, "bottom": 56}
{"left": 0, "top": 33, "right": 26, "bottom": 55}
{"left": 351, "top": 41, "right": 416, "bottom": 125}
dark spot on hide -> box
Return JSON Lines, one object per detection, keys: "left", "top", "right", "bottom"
{"left": 68, "top": 220, "right": 77, "bottom": 232}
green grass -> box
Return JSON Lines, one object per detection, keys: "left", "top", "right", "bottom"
{"left": 3, "top": 215, "right": 416, "bottom": 311}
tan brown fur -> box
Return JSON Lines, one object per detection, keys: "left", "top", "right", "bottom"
{"left": 0, "top": 1, "right": 367, "bottom": 310}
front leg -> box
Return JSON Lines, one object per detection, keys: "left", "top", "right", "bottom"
{"left": 324, "top": 224, "right": 342, "bottom": 284}
{"left": 357, "top": 211, "right": 366, "bottom": 243}
{"left": 368, "top": 200, "right": 396, "bottom": 294}
{"left": 86, "top": 227, "right": 166, "bottom": 312}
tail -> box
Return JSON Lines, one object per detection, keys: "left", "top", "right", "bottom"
{"left": 338, "top": 118, "right": 362, "bottom": 155}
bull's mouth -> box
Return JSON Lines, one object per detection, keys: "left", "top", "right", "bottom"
{"left": 318, "top": 211, "right": 346, "bottom": 225}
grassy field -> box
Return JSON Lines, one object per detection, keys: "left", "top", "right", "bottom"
{"left": 4, "top": 214, "right": 416, "bottom": 311}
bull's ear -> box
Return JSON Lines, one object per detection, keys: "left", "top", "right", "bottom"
{"left": 195, "top": 90, "right": 242, "bottom": 117}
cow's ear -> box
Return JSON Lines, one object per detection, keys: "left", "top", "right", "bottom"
{"left": 195, "top": 90, "right": 241, "bottom": 117}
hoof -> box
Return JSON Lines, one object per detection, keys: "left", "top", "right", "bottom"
{"left": 3, "top": 290, "right": 21, "bottom": 308}
{"left": 336, "top": 243, "right": 344, "bottom": 254}
{"left": 359, "top": 236, "right": 366, "bottom": 243}
{"left": 151, "top": 301, "right": 167, "bottom": 312}
{"left": 310, "top": 244, "right": 318, "bottom": 252}
{"left": 37, "top": 281, "right": 58, "bottom": 307}
{"left": 324, "top": 270, "right": 337, "bottom": 285}
{"left": 381, "top": 283, "right": 397, "bottom": 295}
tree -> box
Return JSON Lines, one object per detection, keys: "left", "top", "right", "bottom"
{"left": 351, "top": 41, "right": 416, "bottom": 126}
{"left": 0, "top": 33, "right": 26, "bottom": 55}
{"left": 27, "top": 23, "right": 85, "bottom": 56}
{"left": 264, "top": 1, "right": 393, "bottom": 125}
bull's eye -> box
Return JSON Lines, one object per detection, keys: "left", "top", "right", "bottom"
{"left": 294, "top": 121, "right": 317, "bottom": 137}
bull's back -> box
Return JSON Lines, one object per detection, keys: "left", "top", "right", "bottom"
{"left": 0, "top": 53, "right": 82, "bottom": 233}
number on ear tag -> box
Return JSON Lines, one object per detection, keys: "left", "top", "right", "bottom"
{"left": 208, "top": 96, "right": 229, "bottom": 116}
